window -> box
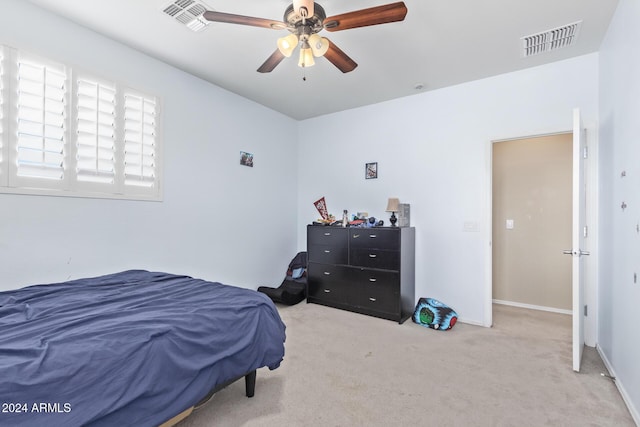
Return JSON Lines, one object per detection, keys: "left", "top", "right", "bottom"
{"left": 0, "top": 46, "right": 6, "bottom": 187}
{"left": 0, "top": 45, "right": 161, "bottom": 200}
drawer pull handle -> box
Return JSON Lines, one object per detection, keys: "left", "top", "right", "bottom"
{"left": 324, "top": 289, "right": 331, "bottom": 293}
{"left": 369, "top": 297, "right": 377, "bottom": 302}
{"left": 369, "top": 278, "right": 377, "bottom": 282}
{"left": 324, "top": 250, "right": 331, "bottom": 253}
{"left": 324, "top": 272, "right": 331, "bottom": 275}
{"left": 369, "top": 254, "right": 377, "bottom": 258}
{"left": 324, "top": 232, "right": 331, "bottom": 236}
{"left": 369, "top": 234, "right": 377, "bottom": 238}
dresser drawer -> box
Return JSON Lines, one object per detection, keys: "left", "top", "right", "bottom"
{"left": 350, "top": 248, "right": 399, "bottom": 270}
{"left": 349, "top": 228, "right": 400, "bottom": 250}
{"left": 349, "top": 268, "right": 399, "bottom": 289}
{"left": 308, "top": 244, "right": 348, "bottom": 264}
{"left": 308, "top": 226, "right": 348, "bottom": 245}
{"left": 348, "top": 267, "right": 399, "bottom": 313}
{"left": 308, "top": 263, "right": 352, "bottom": 304}
{"left": 357, "top": 282, "right": 400, "bottom": 314}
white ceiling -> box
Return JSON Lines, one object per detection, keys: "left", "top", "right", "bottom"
{"left": 25, "top": 0, "right": 619, "bottom": 120}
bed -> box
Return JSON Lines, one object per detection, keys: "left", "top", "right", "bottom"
{"left": 0, "top": 270, "right": 286, "bottom": 426}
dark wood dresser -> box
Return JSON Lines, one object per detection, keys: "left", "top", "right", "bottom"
{"left": 306, "top": 225, "right": 415, "bottom": 323}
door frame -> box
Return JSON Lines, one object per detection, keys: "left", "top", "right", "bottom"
{"left": 484, "top": 119, "right": 599, "bottom": 348}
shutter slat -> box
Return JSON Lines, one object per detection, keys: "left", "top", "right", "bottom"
{"left": 16, "top": 164, "right": 63, "bottom": 180}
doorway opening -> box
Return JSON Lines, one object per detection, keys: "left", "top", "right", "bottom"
{"left": 491, "top": 133, "right": 573, "bottom": 314}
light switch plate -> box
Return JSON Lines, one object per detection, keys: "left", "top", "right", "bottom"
{"left": 463, "top": 221, "right": 479, "bottom": 232}
{"left": 506, "top": 219, "right": 514, "bottom": 229}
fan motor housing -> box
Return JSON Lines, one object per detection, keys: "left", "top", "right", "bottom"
{"left": 283, "top": 2, "right": 325, "bottom": 35}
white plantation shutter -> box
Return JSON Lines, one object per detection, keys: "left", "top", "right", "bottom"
{"left": 124, "top": 91, "right": 157, "bottom": 190}
{"left": 0, "top": 45, "right": 161, "bottom": 200}
{"left": 14, "top": 55, "right": 67, "bottom": 183}
{"left": 0, "top": 46, "right": 6, "bottom": 186}
{"left": 76, "top": 77, "right": 116, "bottom": 185}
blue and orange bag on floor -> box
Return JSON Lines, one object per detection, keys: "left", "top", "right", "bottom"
{"left": 412, "top": 297, "right": 458, "bottom": 330}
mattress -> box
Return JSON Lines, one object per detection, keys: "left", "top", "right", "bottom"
{"left": 0, "top": 270, "right": 286, "bottom": 426}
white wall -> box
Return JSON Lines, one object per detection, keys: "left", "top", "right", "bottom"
{"left": 0, "top": 0, "right": 299, "bottom": 290}
{"left": 297, "top": 54, "right": 599, "bottom": 326}
{"left": 598, "top": 0, "right": 640, "bottom": 421}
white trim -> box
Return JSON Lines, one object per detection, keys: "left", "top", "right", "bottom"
{"left": 493, "top": 299, "right": 572, "bottom": 316}
{"left": 0, "top": 185, "right": 162, "bottom": 201}
{"left": 484, "top": 134, "right": 493, "bottom": 327}
{"left": 584, "top": 122, "right": 599, "bottom": 347}
{"left": 456, "top": 317, "right": 486, "bottom": 327}
{"left": 485, "top": 118, "right": 599, "bottom": 342}
{"left": 572, "top": 108, "right": 583, "bottom": 372}
{"left": 597, "top": 345, "right": 640, "bottom": 425}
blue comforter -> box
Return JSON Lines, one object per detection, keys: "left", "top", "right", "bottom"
{"left": 0, "top": 270, "right": 286, "bottom": 426}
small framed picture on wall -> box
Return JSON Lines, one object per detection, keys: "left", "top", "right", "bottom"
{"left": 365, "top": 162, "right": 377, "bottom": 179}
{"left": 240, "top": 151, "right": 254, "bottom": 167}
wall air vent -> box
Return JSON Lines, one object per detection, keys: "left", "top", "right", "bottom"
{"left": 163, "top": 0, "right": 211, "bottom": 32}
{"left": 521, "top": 21, "right": 582, "bottom": 57}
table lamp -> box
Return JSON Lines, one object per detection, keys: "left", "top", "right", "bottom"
{"left": 386, "top": 198, "right": 400, "bottom": 227}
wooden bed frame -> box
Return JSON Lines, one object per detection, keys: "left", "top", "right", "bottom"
{"left": 160, "top": 370, "right": 257, "bottom": 427}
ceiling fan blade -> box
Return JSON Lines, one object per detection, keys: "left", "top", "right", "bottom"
{"left": 257, "top": 49, "right": 287, "bottom": 73}
{"left": 324, "top": 2, "right": 408, "bottom": 32}
{"left": 203, "top": 11, "right": 286, "bottom": 30}
{"left": 324, "top": 40, "right": 358, "bottom": 73}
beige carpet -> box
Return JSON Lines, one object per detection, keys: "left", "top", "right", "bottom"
{"left": 176, "top": 303, "right": 634, "bottom": 427}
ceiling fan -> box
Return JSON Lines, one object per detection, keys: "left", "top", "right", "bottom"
{"left": 202, "top": 1, "right": 408, "bottom": 73}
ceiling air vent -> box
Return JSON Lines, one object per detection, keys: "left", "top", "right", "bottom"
{"left": 521, "top": 21, "right": 582, "bottom": 57}
{"left": 163, "top": 0, "right": 211, "bottom": 32}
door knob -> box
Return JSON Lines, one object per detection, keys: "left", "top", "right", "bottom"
{"left": 563, "top": 249, "right": 590, "bottom": 256}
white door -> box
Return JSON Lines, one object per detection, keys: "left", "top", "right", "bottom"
{"left": 569, "top": 108, "right": 588, "bottom": 372}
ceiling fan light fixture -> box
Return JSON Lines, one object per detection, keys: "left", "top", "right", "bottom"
{"left": 277, "top": 33, "right": 299, "bottom": 57}
{"left": 298, "top": 46, "right": 315, "bottom": 68}
{"left": 309, "top": 34, "right": 329, "bottom": 57}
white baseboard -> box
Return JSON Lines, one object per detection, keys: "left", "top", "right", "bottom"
{"left": 596, "top": 345, "right": 640, "bottom": 426}
{"left": 493, "top": 299, "right": 572, "bottom": 315}
{"left": 457, "top": 317, "right": 486, "bottom": 327}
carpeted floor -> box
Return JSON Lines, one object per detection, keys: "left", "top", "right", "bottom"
{"left": 176, "top": 303, "right": 635, "bottom": 427}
